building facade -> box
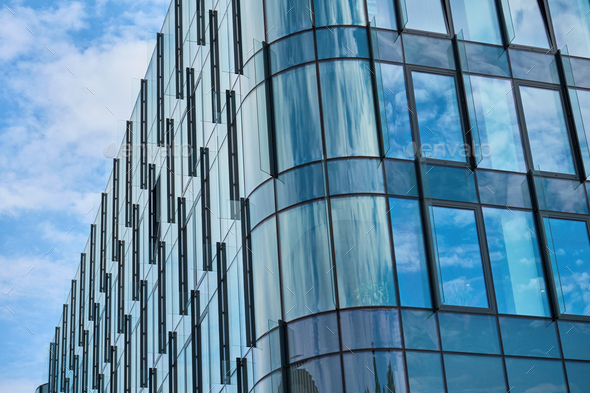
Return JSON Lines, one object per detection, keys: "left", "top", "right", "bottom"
{"left": 45, "top": 0, "right": 590, "bottom": 392}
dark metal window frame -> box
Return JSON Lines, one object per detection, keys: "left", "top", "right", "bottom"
{"left": 232, "top": 0, "right": 244, "bottom": 74}
{"left": 78, "top": 255, "right": 85, "bottom": 344}
{"left": 140, "top": 279, "right": 148, "bottom": 387}
{"left": 166, "top": 118, "right": 176, "bottom": 224}
{"left": 92, "top": 303, "right": 100, "bottom": 389}
{"left": 157, "top": 32, "right": 165, "bottom": 146}
{"left": 112, "top": 158, "right": 120, "bottom": 261}
{"left": 118, "top": 240, "right": 126, "bottom": 334}
{"left": 197, "top": 0, "right": 205, "bottom": 46}
{"left": 158, "top": 241, "right": 167, "bottom": 354}
{"left": 178, "top": 197, "right": 189, "bottom": 315}
{"left": 149, "top": 164, "right": 160, "bottom": 265}
{"left": 124, "top": 315, "right": 131, "bottom": 393}
{"left": 69, "top": 280, "right": 76, "bottom": 370}
{"left": 168, "top": 331, "right": 178, "bottom": 393}
{"left": 226, "top": 90, "right": 240, "bottom": 212}
{"left": 99, "top": 192, "right": 107, "bottom": 293}
{"left": 104, "top": 273, "right": 111, "bottom": 363}
{"left": 132, "top": 204, "right": 140, "bottom": 301}
{"left": 186, "top": 68, "right": 198, "bottom": 177}
{"left": 140, "top": 78, "right": 148, "bottom": 190}
{"left": 240, "top": 197, "right": 255, "bottom": 345}
{"left": 125, "top": 121, "right": 133, "bottom": 228}
{"left": 191, "top": 290, "right": 202, "bottom": 393}
{"left": 201, "top": 147, "right": 213, "bottom": 271}
{"left": 175, "top": 0, "right": 184, "bottom": 99}
{"left": 217, "top": 242, "right": 230, "bottom": 383}
{"left": 210, "top": 10, "right": 221, "bottom": 123}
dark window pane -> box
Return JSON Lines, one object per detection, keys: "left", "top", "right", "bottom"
{"left": 344, "top": 351, "right": 407, "bottom": 393}
{"left": 404, "top": 35, "right": 455, "bottom": 69}
{"left": 249, "top": 180, "right": 275, "bottom": 229}
{"left": 483, "top": 208, "right": 551, "bottom": 317}
{"left": 504, "top": 0, "right": 550, "bottom": 48}
{"left": 566, "top": 57, "right": 590, "bottom": 88}
{"left": 340, "top": 309, "right": 402, "bottom": 350}
{"left": 499, "top": 317, "right": 560, "bottom": 358}
{"left": 450, "top": 0, "right": 503, "bottom": 45}
{"left": 381, "top": 63, "right": 413, "bottom": 159}
{"left": 510, "top": 50, "right": 560, "bottom": 84}
{"left": 401, "top": 309, "right": 440, "bottom": 350}
{"left": 317, "top": 27, "right": 370, "bottom": 60}
{"left": 547, "top": 0, "right": 590, "bottom": 58}
{"left": 279, "top": 201, "right": 335, "bottom": 320}
{"left": 328, "top": 159, "right": 385, "bottom": 195}
{"left": 270, "top": 31, "right": 315, "bottom": 74}
{"left": 541, "top": 177, "right": 589, "bottom": 214}
{"left": 439, "top": 312, "right": 501, "bottom": 354}
{"left": 331, "top": 196, "right": 396, "bottom": 307}
{"left": 367, "top": 0, "right": 397, "bottom": 30}
{"left": 385, "top": 160, "right": 419, "bottom": 197}
{"left": 276, "top": 164, "right": 325, "bottom": 211}
{"left": 314, "top": 0, "right": 365, "bottom": 26}
{"left": 425, "top": 165, "right": 478, "bottom": 203}
{"left": 287, "top": 313, "right": 340, "bottom": 362}
{"left": 405, "top": 0, "right": 447, "bottom": 34}
{"left": 289, "top": 355, "right": 343, "bottom": 393}
{"left": 406, "top": 352, "right": 445, "bottom": 393}
{"left": 558, "top": 320, "right": 590, "bottom": 361}
{"left": 377, "top": 30, "right": 403, "bottom": 63}
{"left": 265, "top": 0, "right": 313, "bottom": 42}
{"left": 566, "top": 361, "right": 590, "bottom": 393}
{"left": 444, "top": 354, "right": 506, "bottom": 393}
{"left": 390, "top": 198, "right": 431, "bottom": 308}
{"left": 462, "top": 42, "right": 511, "bottom": 77}
{"left": 505, "top": 358, "right": 567, "bottom": 393}
{"left": 412, "top": 72, "right": 464, "bottom": 162}
{"left": 477, "top": 170, "right": 532, "bottom": 209}
{"left": 320, "top": 60, "right": 379, "bottom": 158}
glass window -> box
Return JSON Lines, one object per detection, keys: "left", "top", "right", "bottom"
{"left": 343, "top": 351, "right": 407, "bottom": 393}
{"left": 320, "top": 60, "right": 379, "bottom": 158}
{"left": 249, "top": 180, "right": 275, "bottom": 229}
{"left": 545, "top": 218, "right": 590, "bottom": 316}
{"left": 340, "top": 309, "right": 402, "bottom": 350}
{"left": 405, "top": 0, "right": 447, "bottom": 34}
{"left": 412, "top": 72, "right": 464, "bottom": 162}
{"left": 477, "top": 170, "right": 532, "bottom": 209}
{"left": 331, "top": 196, "right": 396, "bottom": 308}
{"left": 404, "top": 35, "right": 455, "bottom": 69}
{"left": 317, "top": 27, "right": 370, "bottom": 60}
{"left": 566, "top": 57, "right": 590, "bottom": 88}
{"left": 270, "top": 31, "right": 315, "bottom": 74}
{"left": 466, "top": 75, "right": 526, "bottom": 172}
{"left": 314, "top": 0, "right": 365, "bottom": 27}
{"left": 377, "top": 30, "right": 404, "bottom": 63}
{"left": 241, "top": 0, "right": 265, "bottom": 60}
{"left": 401, "top": 309, "right": 440, "bottom": 350}
{"left": 265, "top": 0, "right": 313, "bottom": 42}
{"left": 279, "top": 201, "right": 335, "bottom": 320}
{"left": 289, "top": 355, "right": 343, "bottom": 393}
{"left": 439, "top": 312, "right": 501, "bottom": 354}
{"left": 510, "top": 50, "right": 560, "bottom": 84}
{"left": 328, "top": 159, "right": 385, "bottom": 195}
{"left": 253, "top": 371, "right": 282, "bottom": 393}
{"left": 505, "top": 358, "right": 567, "bottom": 393}
{"left": 499, "top": 317, "right": 561, "bottom": 359}
{"left": 520, "top": 86, "right": 575, "bottom": 174}
{"left": 558, "top": 320, "right": 590, "bottom": 361}
{"left": 450, "top": 0, "right": 502, "bottom": 44}
{"left": 381, "top": 64, "right": 413, "bottom": 159}
{"left": 547, "top": 0, "right": 590, "bottom": 58}
{"left": 444, "top": 354, "right": 506, "bottom": 393}
{"left": 504, "top": 0, "right": 550, "bottom": 48}
{"left": 541, "top": 177, "right": 589, "bottom": 214}
{"left": 385, "top": 160, "right": 419, "bottom": 197}
{"left": 430, "top": 206, "right": 489, "bottom": 308}
{"left": 425, "top": 165, "right": 478, "bottom": 203}
{"left": 276, "top": 163, "right": 325, "bottom": 211}
{"left": 461, "top": 42, "right": 511, "bottom": 77}
{"left": 390, "top": 198, "right": 431, "bottom": 308}
{"left": 251, "top": 218, "right": 281, "bottom": 336}
{"left": 566, "top": 361, "right": 590, "bottom": 393}
{"left": 406, "top": 352, "right": 445, "bottom": 393}
{"left": 368, "top": 0, "right": 397, "bottom": 30}
{"left": 273, "top": 65, "right": 322, "bottom": 172}
{"left": 253, "top": 329, "right": 282, "bottom": 380}
{"left": 483, "top": 208, "right": 551, "bottom": 317}
{"left": 287, "top": 313, "right": 340, "bottom": 362}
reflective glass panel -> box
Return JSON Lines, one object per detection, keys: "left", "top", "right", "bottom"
{"left": 328, "top": 159, "right": 385, "bottom": 195}
{"left": 287, "top": 313, "right": 340, "bottom": 362}
{"left": 273, "top": 65, "right": 322, "bottom": 172}
{"left": 385, "top": 160, "right": 419, "bottom": 197}
{"left": 276, "top": 163, "right": 325, "bottom": 211}
{"left": 270, "top": 31, "right": 315, "bottom": 74}
{"left": 377, "top": 30, "right": 404, "bottom": 63}
{"left": 405, "top": 0, "right": 447, "bottom": 34}
{"left": 404, "top": 35, "right": 455, "bottom": 69}
{"left": 367, "top": 0, "right": 397, "bottom": 30}
{"left": 265, "top": 0, "right": 313, "bottom": 42}
{"left": 425, "top": 165, "right": 478, "bottom": 203}
{"left": 510, "top": 50, "right": 559, "bottom": 84}
{"left": 483, "top": 208, "right": 551, "bottom": 317}
{"left": 558, "top": 320, "right": 590, "bottom": 360}
{"left": 450, "top": 0, "right": 503, "bottom": 45}
{"left": 542, "top": 177, "right": 589, "bottom": 214}
{"left": 499, "top": 317, "right": 561, "bottom": 358}
{"left": 249, "top": 180, "right": 275, "bottom": 229}
{"left": 406, "top": 352, "right": 445, "bottom": 393}
{"left": 467, "top": 75, "right": 526, "bottom": 172}
{"left": 547, "top": 0, "right": 590, "bottom": 58}
{"left": 439, "top": 312, "right": 501, "bottom": 354}
{"left": 314, "top": 0, "right": 365, "bottom": 26}
{"left": 279, "top": 201, "right": 335, "bottom": 321}
{"left": 343, "top": 351, "right": 407, "bottom": 393}
{"left": 382, "top": 64, "right": 413, "bottom": 159}
{"left": 444, "top": 354, "right": 506, "bottom": 393}
{"left": 317, "top": 27, "right": 370, "bottom": 60}
{"left": 545, "top": 218, "right": 590, "bottom": 316}
{"left": 505, "top": 0, "right": 550, "bottom": 48}
{"left": 505, "top": 358, "right": 567, "bottom": 393}
{"left": 462, "top": 42, "right": 511, "bottom": 77}
{"left": 477, "top": 170, "right": 532, "bottom": 208}
{"left": 340, "top": 309, "right": 402, "bottom": 350}
{"left": 289, "top": 355, "right": 344, "bottom": 393}
{"left": 320, "top": 60, "right": 379, "bottom": 158}
{"left": 331, "top": 196, "right": 396, "bottom": 307}
{"left": 401, "top": 309, "right": 440, "bottom": 350}
{"left": 566, "top": 361, "right": 590, "bottom": 393}
{"left": 567, "top": 57, "right": 590, "bottom": 88}
{"left": 390, "top": 198, "right": 431, "bottom": 308}
{"left": 520, "top": 86, "right": 575, "bottom": 174}
{"left": 412, "top": 72, "right": 464, "bottom": 162}
{"left": 430, "top": 206, "right": 488, "bottom": 308}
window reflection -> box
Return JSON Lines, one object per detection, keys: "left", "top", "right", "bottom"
{"left": 343, "top": 351, "right": 407, "bottom": 393}
{"left": 499, "top": 317, "right": 561, "bottom": 358}
{"left": 381, "top": 64, "right": 413, "bottom": 159}
{"left": 317, "top": 27, "right": 370, "bottom": 60}
{"left": 547, "top": 0, "right": 590, "bottom": 58}
{"left": 401, "top": 309, "right": 440, "bottom": 350}
{"left": 430, "top": 206, "right": 488, "bottom": 308}
{"left": 504, "top": 0, "right": 550, "bottom": 48}
{"left": 444, "top": 354, "right": 506, "bottom": 393}
{"left": 331, "top": 196, "right": 396, "bottom": 308}
{"left": 340, "top": 309, "right": 402, "bottom": 350}
{"left": 265, "top": 0, "right": 313, "bottom": 42}
{"left": 505, "top": 358, "right": 567, "bottom": 393}
{"left": 405, "top": 0, "right": 447, "bottom": 34}
{"left": 288, "top": 355, "right": 344, "bottom": 393}
{"left": 520, "top": 86, "right": 575, "bottom": 174}
{"left": 287, "top": 313, "right": 340, "bottom": 362}
{"left": 314, "top": 0, "right": 365, "bottom": 27}
{"left": 367, "top": 0, "right": 397, "bottom": 30}
{"left": 406, "top": 352, "right": 446, "bottom": 393}
{"left": 270, "top": 31, "right": 315, "bottom": 74}
{"left": 328, "top": 159, "right": 385, "bottom": 195}
{"left": 566, "top": 361, "right": 590, "bottom": 393}
{"left": 439, "top": 312, "right": 501, "bottom": 354}
{"left": 450, "top": 0, "right": 503, "bottom": 45}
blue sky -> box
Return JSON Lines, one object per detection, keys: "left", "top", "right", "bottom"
{"left": 0, "top": 1, "right": 169, "bottom": 391}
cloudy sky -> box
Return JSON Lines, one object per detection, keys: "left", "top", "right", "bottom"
{"left": 0, "top": 1, "right": 169, "bottom": 391}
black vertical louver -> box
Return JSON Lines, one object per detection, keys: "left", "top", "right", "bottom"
{"left": 124, "top": 315, "right": 131, "bottom": 393}
{"left": 232, "top": 0, "right": 243, "bottom": 74}
{"left": 209, "top": 11, "right": 221, "bottom": 122}
{"left": 157, "top": 32, "right": 165, "bottom": 146}
{"left": 166, "top": 119, "right": 176, "bottom": 224}
{"left": 140, "top": 78, "right": 148, "bottom": 190}
{"left": 117, "top": 240, "right": 126, "bottom": 334}
{"left": 186, "top": 68, "right": 198, "bottom": 177}
{"left": 240, "top": 198, "right": 255, "bottom": 345}
{"left": 92, "top": 303, "right": 100, "bottom": 389}
{"left": 174, "top": 0, "right": 184, "bottom": 99}
{"left": 158, "top": 241, "right": 167, "bottom": 354}
{"left": 200, "top": 148, "right": 212, "bottom": 271}
{"left": 61, "top": 305, "right": 67, "bottom": 391}
{"left": 168, "top": 331, "right": 178, "bottom": 393}
{"left": 100, "top": 192, "right": 107, "bottom": 292}
{"left": 125, "top": 121, "right": 133, "bottom": 228}
{"left": 78, "top": 254, "right": 85, "bottom": 345}
{"left": 112, "top": 158, "right": 119, "bottom": 261}
{"left": 226, "top": 90, "right": 240, "bottom": 216}
{"left": 140, "top": 280, "right": 148, "bottom": 387}
{"left": 89, "top": 225, "right": 96, "bottom": 321}
{"left": 191, "top": 290, "right": 201, "bottom": 393}
{"left": 132, "top": 204, "right": 140, "bottom": 301}
{"left": 197, "top": 0, "right": 205, "bottom": 45}
{"left": 69, "top": 280, "right": 76, "bottom": 369}
{"left": 177, "top": 197, "right": 189, "bottom": 315}
{"left": 217, "top": 243, "right": 230, "bottom": 383}
{"left": 104, "top": 273, "right": 111, "bottom": 363}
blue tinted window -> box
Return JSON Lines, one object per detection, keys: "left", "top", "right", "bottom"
{"left": 430, "top": 206, "right": 489, "bottom": 308}
{"left": 320, "top": 60, "right": 379, "bottom": 158}
{"left": 412, "top": 72, "right": 464, "bottom": 162}
{"left": 314, "top": 0, "right": 365, "bottom": 26}
{"left": 444, "top": 354, "right": 506, "bottom": 393}
{"left": 477, "top": 170, "right": 532, "bottom": 208}
{"left": 289, "top": 355, "right": 343, "bottom": 393}
{"left": 541, "top": 177, "right": 589, "bottom": 214}
{"left": 265, "top": 1, "right": 313, "bottom": 42}
{"left": 390, "top": 198, "right": 431, "bottom": 308}
{"left": 566, "top": 57, "right": 590, "bottom": 88}
{"left": 505, "top": 358, "right": 567, "bottom": 393}
{"left": 328, "top": 159, "right": 385, "bottom": 195}
{"left": 405, "top": 0, "right": 447, "bottom": 34}
{"left": 450, "top": 0, "right": 502, "bottom": 45}
{"left": 404, "top": 35, "right": 455, "bottom": 69}
{"left": 253, "top": 329, "right": 282, "bottom": 379}
{"left": 249, "top": 180, "right": 275, "bottom": 228}
{"left": 276, "top": 164, "right": 325, "bottom": 211}
{"left": 520, "top": 86, "right": 575, "bottom": 174}
{"left": 439, "top": 312, "right": 501, "bottom": 354}
{"left": 547, "top": 0, "right": 590, "bottom": 58}
{"left": 566, "top": 361, "right": 590, "bottom": 393}
{"left": 331, "top": 196, "right": 396, "bottom": 307}
{"left": 462, "top": 42, "right": 511, "bottom": 77}
{"left": 344, "top": 351, "right": 407, "bottom": 393}
{"left": 510, "top": 50, "right": 559, "bottom": 84}
{"left": 381, "top": 64, "right": 413, "bottom": 159}
{"left": 406, "top": 352, "right": 445, "bottom": 393}
{"left": 316, "top": 27, "right": 369, "bottom": 60}
{"left": 401, "top": 309, "right": 440, "bottom": 350}
{"left": 287, "top": 313, "right": 340, "bottom": 362}
{"left": 367, "top": 0, "right": 397, "bottom": 30}
{"left": 270, "top": 32, "right": 315, "bottom": 74}
{"left": 558, "top": 320, "right": 590, "bottom": 361}
{"left": 340, "top": 309, "right": 402, "bottom": 350}
{"left": 504, "top": 0, "right": 550, "bottom": 48}
{"left": 483, "top": 208, "right": 551, "bottom": 317}
{"left": 279, "top": 201, "right": 335, "bottom": 320}
{"left": 500, "top": 317, "right": 561, "bottom": 358}
{"left": 385, "top": 160, "right": 419, "bottom": 197}
{"left": 425, "top": 165, "right": 478, "bottom": 203}
{"left": 377, "top": 30, "right": 403, "bottom": 63}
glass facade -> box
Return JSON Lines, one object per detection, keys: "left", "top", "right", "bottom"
{"left": 45, "top": 1, "right": 590, "bottom": 393}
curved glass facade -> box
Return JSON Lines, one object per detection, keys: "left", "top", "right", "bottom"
{"left": 45, "top": 1, "right": 590, "bottom": 393}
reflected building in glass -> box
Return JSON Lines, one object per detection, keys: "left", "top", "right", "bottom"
{"left": 45, "top": 0, "right": 590, "bottom": 392}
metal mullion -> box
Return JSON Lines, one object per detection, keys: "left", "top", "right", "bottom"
{"left": 118, "top": 241, "right": 125, "bottom": 334}
{"left": 191, "top": 290, "right": 201, "bottom": 393}
{"left": 92, "top": 303, "right": 99, "bottom": 389}
{"left": 366, "top": 21, "right": 387, "bottom": 160}
{"left": 132, "top": 204, "right": 140, "bottom": 301}
{"left": 232, "top": 0, "right": 243, "bottom": 74}
{"left": 140, "top": 79, "right": 148, "bottom": 190}
{"left": 158, "top": 241, "right": 167, "bottom": 354}
{"left": 140, "top": 280, "right": 148, "bottom": 387}
{"left": 240, "top": 197, "right": 255, "bottom": 346}
{"left": 124, "top": 315, "right": 131, "bottom": 393}
{"left": 157, "top": 32, "right": 165, "bottom": 146}
{"left": 263, "top": 41, "right": 278, "bottom": 177}
{"left": 538, "top": 0, "right": 559, "bottom": 55}
{"left": 178, "top": 197, "right": 189, "bottom": 315}
{"left": 110, "top": 347, "right": 117, "bottom": 393}
{"left": 112, "top": 158, "right": 120, "bottom": 261}
{"left": 197, "top": 0, "right": 205, "bottom": 46}
{"left": 125, "top": 121, "right": 133, "bottom": 228}
{"left": 104, "top": 274, "right": 111, "bottom": 363}
{"left": 69, "top": 280, "right": 76, "bottom": 369}
{"left": 169, "top": 331, "right": 178, "bottom": 393}
{"left": 100, "top": 192, "right": 107, "bottom": 293}
{"left": 167, "top": 118, "right": 176, "bottom": 223}
{"left": 175, "top": 0, "right": 184, "bottom": 99}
